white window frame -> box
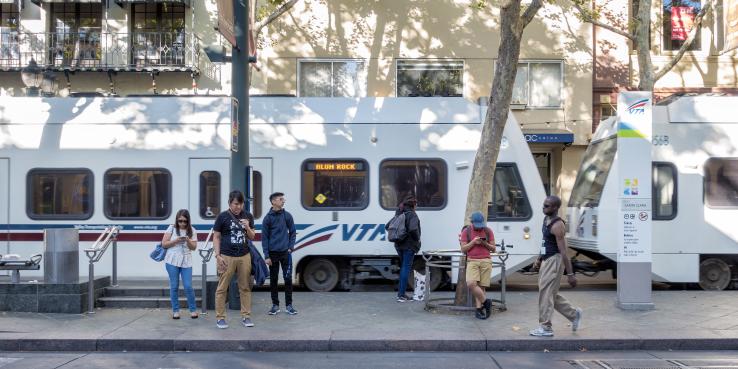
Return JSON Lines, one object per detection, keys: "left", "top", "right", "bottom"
{"left": 511, "top": 60, "right": 564, "bottom": 109}
{"left": 297, "top": 59, "right": 367, "bottom": 98}
{"left": 395, "top": 59, "right": 465, "bottom": 97}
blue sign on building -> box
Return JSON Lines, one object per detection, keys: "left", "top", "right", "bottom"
{"left": 524, "top": 133, "right": 574, "bottom": 143}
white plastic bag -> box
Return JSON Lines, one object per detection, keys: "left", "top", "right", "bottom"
{"left": 413, "top": 270, "right": 426, "bottom": 301}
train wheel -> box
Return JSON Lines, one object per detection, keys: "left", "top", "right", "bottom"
{"left": 699, "top": 258, "right": 732, "bottom": 291}
{"left": 303, "top": 258, "right": 339, "bottom": 292}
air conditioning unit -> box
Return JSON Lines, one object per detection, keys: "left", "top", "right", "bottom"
{"left": 510, "top": 103, "right": 527, "bottom": 110}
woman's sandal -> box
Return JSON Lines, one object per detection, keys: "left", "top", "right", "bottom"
{"left": 190, "top": 312, "right": 199, "bottom": 319}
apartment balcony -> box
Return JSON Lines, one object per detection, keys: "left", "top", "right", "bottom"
{"left": 0, "top": 31, "right": 200, "bottom": 73}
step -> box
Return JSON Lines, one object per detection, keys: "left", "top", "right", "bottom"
{"left": 98, "top": 296, "right": 202, "bottom": 309}
{"left": 104, "top": 286, "right": 204, "bottom": 297}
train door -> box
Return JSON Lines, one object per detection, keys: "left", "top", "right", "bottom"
{"left": 248, "top": 158, "right": 273, "bottom": 222}
{"left": 189, "top": 158, "right": 230, "bottom": 230}
{"left": 0, "top": 158, "right": 7, "bottom": 255}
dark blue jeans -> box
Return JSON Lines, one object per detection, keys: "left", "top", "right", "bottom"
{"left": 165, "top": 263, "right": 196, "bottom": 312}
{"left": 396, "top": 248, "right": 415, "bottom": 297}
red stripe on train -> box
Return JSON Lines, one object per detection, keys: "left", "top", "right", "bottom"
{"left": 0, "top": 232, "right": 253, "bottom": 242}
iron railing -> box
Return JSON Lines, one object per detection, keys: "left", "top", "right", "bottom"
{"left": 0, "top": 31, "right": 200, "bottom": 70}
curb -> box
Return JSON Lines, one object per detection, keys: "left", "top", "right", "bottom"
{"left": 2, "top": 338, "right": 738, "bottom": 352}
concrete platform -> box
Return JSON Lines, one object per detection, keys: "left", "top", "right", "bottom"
{"left": 0, "top": 290, "right": 737, "bottom": 352}
{"left": 0, "top": 276, "right": 110, "bottom": 314}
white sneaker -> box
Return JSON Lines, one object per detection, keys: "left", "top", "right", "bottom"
{"left": 529, "top": 326, "right": 554, "bottom": 337}
{"left": 572, "top": 307, "right": 582, "bottom": 332}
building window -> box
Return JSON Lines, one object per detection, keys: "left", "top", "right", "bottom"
{"left": 0, "top": 3, "right": 19, "bottom": 67}
{"left": 301, "top": 159, "right": 369, "bottom": 210}
{"left": 704, "top": 158, "right": 738, "bottom": 208}
{"left": 512, "top": 61, "right": 563, "bottom": 108}
{"left": 104, "top": 169, "right": 171, "bottom": 219}
{"left": 396, "top": 60, "right": 463, "bottom": 97}
{"left": 298, "top": 60, "right": 366, "bottom": 97}
{"left": 489, "top": 164, "right": 532, "bottom": 220}
{"left": 27, "top": 169, "right": 93, "bottom": 220}
{"left": 663, "top": 0, "right": 701, "bottom": 51}
{"left": 50, "top": 3, "right": 102, "bottom": 66}
{"left": 379, "top": 159, "right": 447, "bottom": 210}
{"left": 199, "top": 171, "right": 220, "bottom": 219}
{"left": 653, "top": 162, "right": 677, "bottom": 219}
{"left": 132, "top": 3, "right": 186, "bottom": 66}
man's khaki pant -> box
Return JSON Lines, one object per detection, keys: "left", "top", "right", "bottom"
{"left": 538, "top": 254, "right": 576, "bottom": 329}
{"left": 215, "top": 253, "right": 252, "bottom": 320}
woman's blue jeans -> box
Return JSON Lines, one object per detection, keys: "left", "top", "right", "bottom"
{"left": 165, "top": 263, "right": 196, "bottom": 312}
{"left": 396, "top": 248, "right": 415, "bottom": 297}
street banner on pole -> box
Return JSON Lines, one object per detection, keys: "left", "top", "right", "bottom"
{"left": 616, "top": 91, "right": 654, "bottom": 310}
{"left": 216, "top": 0, "right": 236, "bottom": 46}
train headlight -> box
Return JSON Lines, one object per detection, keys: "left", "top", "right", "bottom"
{"left": 523, "top": 226, "right": 530, "bottom": 239}
{"left": 592, "top": 215, "right": 598, "bottom": 237}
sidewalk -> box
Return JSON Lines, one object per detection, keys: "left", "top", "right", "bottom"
{"left": 1, "top": 290, "right": 737, "bottom": 352}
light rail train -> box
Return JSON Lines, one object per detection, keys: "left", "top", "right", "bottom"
{"left": 0, "top": 96, "right": 546, "bottom": 291}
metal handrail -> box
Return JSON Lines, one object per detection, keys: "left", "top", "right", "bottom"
{"left": 84, "top": 226, "right": 120, "bottom": 314}
{"left": 198, "top": 228, "right": 215, "bottom": 314}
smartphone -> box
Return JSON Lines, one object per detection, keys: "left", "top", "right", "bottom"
{"left": 480, "top": 237, "right": 487, "bottom": 241}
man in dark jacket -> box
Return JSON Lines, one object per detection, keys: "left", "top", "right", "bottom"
{"left": 261, "top": 192, "right": 298, "bottom": 315}
{"left": 390, "top": 195, "right": 421, "bottom": 302}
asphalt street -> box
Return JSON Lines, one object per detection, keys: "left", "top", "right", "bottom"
{"left": 2, "top": 351, "right": 738, "bottom": 369}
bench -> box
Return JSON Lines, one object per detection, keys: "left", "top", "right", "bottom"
{"left": 0, "top": 254, "right": 42, "bottom": 283}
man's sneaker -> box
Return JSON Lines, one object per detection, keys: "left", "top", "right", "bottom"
{"left": 241, "top": 318, "right": 254, "bottom": 327}
{"left": 396, "top": 295, "right": 410, "bottom": 303}
{"left": 571, "top": 307, "right": 582, "bottom": 332}
{"left": 529, "top": 326, "right": 554, "bottom": 337}
{"left": 216, "top": 319, "right": 228, "bottom": 329}
{"left": 268, "top": 305, "right": 280, "bottom": 315}
{"left": 474, "top": 308, "right": 486, "bottom": 320}
{"left": 483, "top": 299, "right": 492, "bottom": 318}
{"left": 286, "top": 305, "right": 298, "bottom": 315}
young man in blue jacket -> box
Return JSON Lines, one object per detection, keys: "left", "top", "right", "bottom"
{"left": 261, "top": 192, "right": 298, "bottom": 315}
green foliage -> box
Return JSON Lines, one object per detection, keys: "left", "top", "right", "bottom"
{"left": 469, "top": 0, "right": 488, "bottom": 10}
{"left": 255, "top": 0, "right": 290, "bottom": 23}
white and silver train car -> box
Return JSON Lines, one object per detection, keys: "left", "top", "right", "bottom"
{"left": 0, "top": 96, "right": 545, "bottom": 291}
{"left": 566, "top": 95, "right": 738, "bottom": 290}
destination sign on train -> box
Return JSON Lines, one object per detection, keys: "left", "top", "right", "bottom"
{"left": 306, "top": 162, "right": 365, "bottom": 171}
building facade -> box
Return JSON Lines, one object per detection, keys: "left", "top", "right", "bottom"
{"left": 0, "top": 0, "right": 594, "bottom": 209}
{"left": 592, "top": 0, "right": 738, "bottom": 128}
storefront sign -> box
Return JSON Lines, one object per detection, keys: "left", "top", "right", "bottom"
{"left": 671, "top": 6, "right": 695, "bottom": 41}
{"left": 523, "top": 133, "right": 574, "bottom": 143}
{"left": 617, "top": 92, "right": 652, "bottom": 263}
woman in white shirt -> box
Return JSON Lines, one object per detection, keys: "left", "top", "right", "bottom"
{"left": 162, "top": 209, "right": 198, "bottom": 319}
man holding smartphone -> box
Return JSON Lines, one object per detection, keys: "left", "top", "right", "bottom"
{"left": 459, "top": 211, "right": 496, "bottom": 319}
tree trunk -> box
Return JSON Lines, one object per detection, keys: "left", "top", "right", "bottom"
{"left": 455, "top": 0, "right": 539, "bottom": 305}
{"left": 635, "top": 0, "right": 655, "bottom": 90}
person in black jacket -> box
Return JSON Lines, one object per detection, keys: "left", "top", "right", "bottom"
{"left": 261, "top": 192, "right": 298, "bottom": 315}
{"left": 390, "top": 195, "right": 421, "bottom": 302}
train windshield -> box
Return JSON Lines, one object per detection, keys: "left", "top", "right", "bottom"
{"left": 569, "top": 136, "right": 617, "bottom": 208}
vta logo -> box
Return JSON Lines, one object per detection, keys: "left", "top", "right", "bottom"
{"left": 626, "top": 99, "right": 649, "bottom": 115}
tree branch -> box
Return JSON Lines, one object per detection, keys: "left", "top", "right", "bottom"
{"left": 571, "top": 1, "right": 636, "bottom": 41}
{"left": 653, "top": 0, "right": 712, "bottom": 82}
{"left": 254, "top": 0, "right": 300, "bottom": 35}
{"left": 520, "top": 0, "right": 544, "bottom": 29}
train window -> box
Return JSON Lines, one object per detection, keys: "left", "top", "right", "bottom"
{"left": 302, "top": 159, "right": 369, "bottom": 210}
{"left": 488, "top": 164, "right": 532, "bottom": 221}
{"left": 252, "top": 170, "right": 262, "bottom": 219}
{"left": 104, "top": 169, "right": 171, "bottom": 219}
{"left": 704, "top": 158, "right": 738, "bottom": 208}
{"left": 27, "top": 169, "right": 93, "bottom": 220}
{"left": 569, "top": 137, "right": 617, "bottom": 208}
{"left": 199, "top": 171, "right": 220, "bottom": 219}
{"left": 653, "top": 163, "right": 677, "bottom": 220}
{"left": 379, "top": 159, "right": 447, "bottom": 210}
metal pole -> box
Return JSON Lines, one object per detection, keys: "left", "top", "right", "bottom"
{"left": 201, "top": 261, "right": 208, "bottom": 314}
{"left": 230, "top": 0, "right": 250, "bottom": 192}
{"left": 500, "top": 257, "right": 506, "bottom": 307}
{"left": 112, "top": 235, "right": 118, "bottom": 287}
{"left": 88, "top": 261, "right": 95, "bottom": 314}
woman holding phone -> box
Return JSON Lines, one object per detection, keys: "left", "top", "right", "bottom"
{"left": 161, "top": 209, "right": 199, "bottom": 319}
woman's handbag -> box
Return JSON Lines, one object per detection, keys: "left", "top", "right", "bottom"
{"left": 149, "top": 243, "right": 167, "bottom": 262}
